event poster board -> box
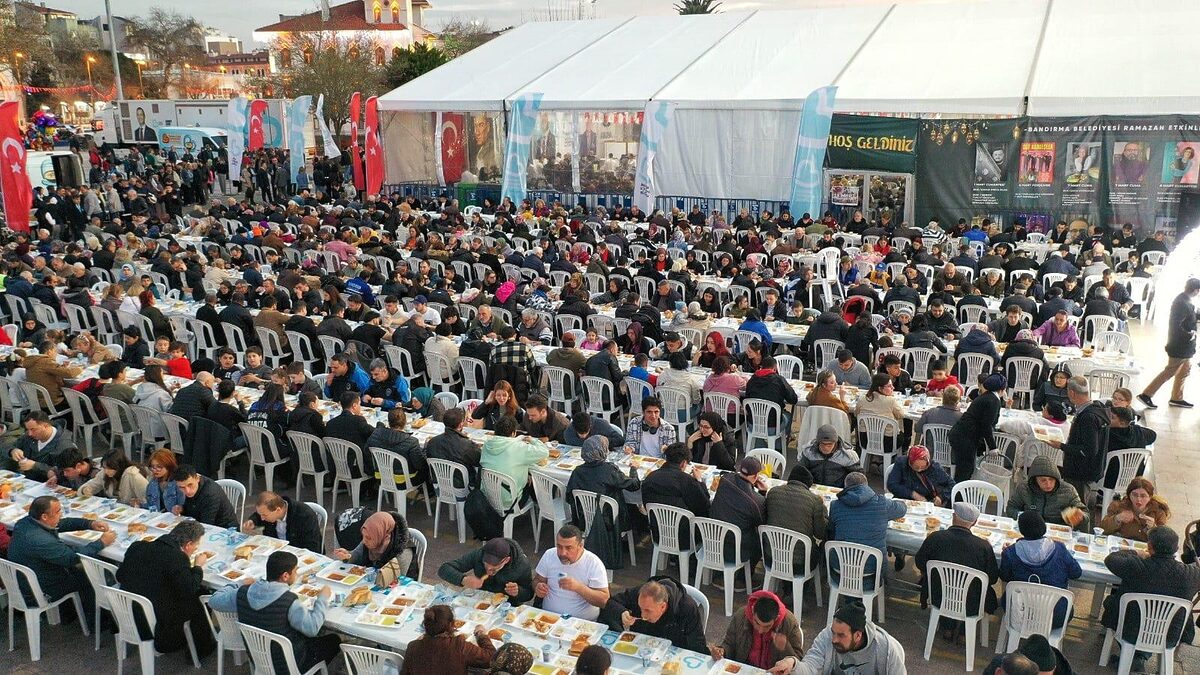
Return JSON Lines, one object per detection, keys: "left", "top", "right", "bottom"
{"left": 915, "top": 116, "right": 1200, "bottom": 237}
{"left": 825, "top": 114, "right": 919, "bottom": 174}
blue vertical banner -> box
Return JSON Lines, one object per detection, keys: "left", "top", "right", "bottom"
{"left": 225, "top": 96, "right": 248, "bottom": 181}
{"left": 789, "top": 86, "right": 838, "bottom": 219}
{"left": 288, "top": 95, "right": 312, "bottom": 184}
{"left": 501, "top": 93, "right": 543, "bottom": 205}
{"left": 634, "top": 101, "right": 675, "bottom": 213}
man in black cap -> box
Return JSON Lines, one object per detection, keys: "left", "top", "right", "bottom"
{"left": 1018, "top": 634, "right": 1071, "bottom": 674}
{"left": 1101, "top": 526, "right": 1200, "bottom": 672}
{"left": 776, "top": 601, "right": 905, "bottom": 674}
{"left": 437, "top": 536, "right": 535, "bottom": 604}
{"left": 710, "top": 456, "right": 768, "bottom": 573}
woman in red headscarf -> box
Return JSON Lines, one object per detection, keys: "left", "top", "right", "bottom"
{"left": 694, "top": 330, "right": 731, "bottom": 368}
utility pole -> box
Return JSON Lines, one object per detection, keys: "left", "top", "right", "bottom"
{"left": 104, "top": 0, "right": 125, "bottom": 99}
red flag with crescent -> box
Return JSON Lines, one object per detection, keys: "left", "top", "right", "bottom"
{"left": 349, "top": 91, "right": 364, "bottom": 190}
{"left": 440, "top": 112, "right": 464, "bottom": 184}
{"left": 247, "top": 99, "right": 267, "bottom": 151}
{"left": 364, "top": 95, "right": 383, "bottom": 196}
{"left": 0, "top": 102, "right": 31, "bottom": 234}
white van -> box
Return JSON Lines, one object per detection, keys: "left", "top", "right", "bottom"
{"left": 156, "top": 126, "right": 227, "bottom": 157}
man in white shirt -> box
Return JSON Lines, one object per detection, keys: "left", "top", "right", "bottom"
{"left": 379, "top": 296, "right": 408, "bottom": 332}
{"left": 411, "top": 295, "right": 441, "bottom": 326}
{"left": 534, "top": 525, "right": 610, "bottom": 621}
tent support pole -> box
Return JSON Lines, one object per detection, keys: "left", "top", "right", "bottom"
{"left": 1021, "top": 0, "right": 1055, "bottom": 116}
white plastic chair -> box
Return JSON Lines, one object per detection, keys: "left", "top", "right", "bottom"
{"left": 581, "top": 375, "right": 622, "bottom": 424}
{"left": 286, "top": 330, "right": 321, "bottom": 372}
{"left": 647, "top": 504, "right": 693, "bottom": 583}
{"left": 951, "top": 480, "right": 1004, "bottom": 517}
{"left": 1004, "top": 356, "right": 1044, "bottom": 409}
{"left": 341, "top": 643, "right": 402, "bottom": 674}
{"left": 61, "top": 388, "right": 109, "bottom": 459}
{"left": 1094, "top": 331, "right": 1133, "bottom": 354}
{"left": 407, "top": 527, "right": 428, "bottom": 582}
{"left": 78, "top": 554, "right": 118, "bottom": 650}
{"left": 857, "top": 413, "right": 901, "bottom": 472}
{"left": 203, "top": 596, "right": 247, "bottom": 675}
{"left": 702, "top": 391, "right": 743, "bottom": 440}
{"left": 922, "top": 561, "right": 991, "bottom": 670}
{"left": 572, "top": 490, "right": 636, "bottom": 567}
{"left": 1098, "top": 593, "right": 1191, "bottom": 675}
{"left": 286, "top": 431, "right": 329, "bottom": 506}
{"left": 955, "top": 353, "right": 995, "bottom": 389}
{"left": 624, "top": 376, "right": 655, "bottom": 423}
{"left": 543, "top": 365, "right": 578, "bottom": 415}
{"left": 905, "top": 347, "right": 939, "bottom": 382}
{"left": 530, "top": 469, "right": 568, "bottom": 552}
{"left": 746, "top": 448, "right": 787, "bottom": 479}
{"left": 795, "top": 405, "right": 853, "bottom": 459}
{"left": 744, "top": 398, "right": 786, "bottom": 453}
{"left": 775, "top": 354, "right": 803, "bottom": 380}
{"left": 996, "top": 581, "right": 1073, "bottom": 654}
{"left": 683, "top": 583, "right": 710, "bottom": 634}
{"left": 693, "top": 517, "right": 753, "bottom": 616}
{"left": 324, "top": 437, "right": 371, "bottom": 515}
{"left": 239, "top": 623, "right": 329, "bottom": 675}
{"left": 457, "top": 356, "right": 489, "bottom": 400}
{"left": 255, "top": 327, "right": 288, "bottom": 368}
{"left": 922, "top": 424, "right": 955, "bottom": 474}
{"left": 1083, "top": 314, "right": 1120, "bottom": 345}
{"left": 239, "top": 423, "right": 291, "bottom": 495}
{"left": 217, "top": 478, "right": 246, "bottom": 519}
{"left": 1099, "top": 449, "right": 1150, "bottom": 515}
{"left": 657, "top": 386, "right": 696, "bottom": 440}
{"left": 426, "top": 351, "right": 461, "bottom": 393}
{"left": 0, "top": 557, "right": 90, "bottom": 661}
{"left": 813, "top": 339, "right": 844, "bottom": 371}
{"left": 825, "top": 541, "right": 886, "bottom": 625}
{"left": 104, "top": 586, "right": 201, "bottom": 674}
{"left": 371, "top": 447, "right": 432, "bottom": 519}
{"left": 759, "top": 525, "right": 823, "bottom": 623}
{"left": 1089, "top": 368, "right": 1131, "bottom": 401}
{"left": 306, "top": 501, "right": 328, "bottom": 553}
{"left": 481, "top": 468, "right": 538, "bottom": 541}
{"left": 428, "top": 458, "right": 471, "bottom": 543}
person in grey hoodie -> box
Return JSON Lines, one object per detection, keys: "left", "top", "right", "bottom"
{"left": 797, "top": 425, "right": 860, "bottom": 488}
{"left": 209, "top": 550, "right": 341, "bottom": 673}
{"left": 827, "top": 472, "right": 907, "bottom": 590}
{"left": 778, "top": 601, "right": 906, "bottom": 674}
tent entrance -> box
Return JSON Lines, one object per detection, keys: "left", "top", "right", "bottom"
{"left": 823, "top": 169, "right": 913, "bottom": 227}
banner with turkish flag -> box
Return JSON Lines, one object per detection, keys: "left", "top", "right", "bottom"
{"left": 0, "top": 102, "right": 32, "bottom": 233}
{"left": 349, "top": 91, "right": 364, "bottom": 191}
{"left": 439, "top": 112, "right": 465, "bottom": 185}
{"left": 364, "top": 95, "right": 383, "bottom": 196}
{"left": 247, "top": 99, "right": 267, "bottom": 151}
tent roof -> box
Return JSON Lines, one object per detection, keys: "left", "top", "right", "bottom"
{"left": 509, "top": 13, "right": 753, "bottom": 111}
{"left": 377, "top": 18, "right": 628, "bottom": 112}
{"left": 1027, "top": 0, "right": 1200, "bottom": 115}
{"left": 655, "top": 6, "right": 890, "bottom": 110}
{"left": 832, "top": 0, "right": 1048, "bottom": 115}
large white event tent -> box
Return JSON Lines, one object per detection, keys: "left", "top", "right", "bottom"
{"left": 377, "top": 0, "right": 1200, "bottom": 202}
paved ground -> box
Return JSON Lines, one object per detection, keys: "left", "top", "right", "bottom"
{"left": 2, "top": 320, "right": 1199, "bottom": 674}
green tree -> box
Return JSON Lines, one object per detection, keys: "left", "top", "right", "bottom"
{"left": 125, "top": 8, "right": 206, "bottom": 93}
{"left": 438, "top": 18, "right": 498, "bottom": 58}
{"left": 674, "top": 0, "right": 722, "bottom": 14}
{"left": 384, "top": 42, "right": 448, "bottom": 89}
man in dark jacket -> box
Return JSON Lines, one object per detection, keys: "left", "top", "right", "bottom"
{"left": 915, "top": 501, "right": 999, "bottom": 633}
{"left": 711, "top": 456, "right": 768, "bottom": 565}
{"left": 425, "top": 408, "right": 481, "bottom": 488}
{"left": 437, "top": 537, "right": 535, "bottom": 604}
{"left": 242, "top": 491, "right": 324, "bottom": 553}
{"left": 116, "top": 520, "right": 216, "bottom": 656}
{"left": 744, "top": 355, "right": 799, "bottom": 432}
{"left": 8, "top": 495, "right": 115, "bottom": 618}
{"left": 1102, "top": 527, "right": 1200, "bottom": 672}
{"left": 218, "top": 292, "right": 259, "bottom": 347}
{"left": 324, "top": 353, "right": 371, "bottom": 401}
{"left": 196, "top": 293, "right": 225, "bottom": 346}
{"left": 1139, "top": 277, "right": 1199, "bottom": 409}
{"left": 121, "top": 326, "right": 151, "bottom": 368}
{"left": 170, "top": 372, "right": 216, "bottom": 419}
{"left": 800, "top": 310, "right": 849, "bottom": 364}
{"left": 7, "top": 411, "right": 78, "bottom": 481}
{"left": 601, "top": 576, "right": 707, "bottom": 653}
{"left": 1049, "top": 376, "right": 1109, "bottom": 501}
{"left": 563, "top": 413, "right": 625, "bottom": 450}
{"left": 924, "top": 300, "right": 961, "bottom": 339}
{"left": 827, "top": 472, "right": 906, "bottom": 586}
{"left": 175, "top": 464, "right": 238, "bottom": 528}
{"left": 642, "top": 442, "right": 711, "bottom": 541}
{"left": 326, "top": 391, "right": 376, "bottom": 454}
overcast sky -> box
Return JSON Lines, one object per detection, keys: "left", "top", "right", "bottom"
{"left": 51, "top": 0, "right": 914, "bottom": 48}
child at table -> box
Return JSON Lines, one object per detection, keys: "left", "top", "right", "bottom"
{"left": 164, "top": 341, "right": 193, "bottom": 379}
{"left": 629, "top": 353, "right": 658, "bottom": 387}
{"left": 579, "top": 328, "right": 605, "bottom": 351}
{"left": 924, "top": 360, "right": 960, "bottom": 396}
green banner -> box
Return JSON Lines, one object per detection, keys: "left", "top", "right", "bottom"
{"left": 826, "top": 114, "right": 919, "bottom": 174}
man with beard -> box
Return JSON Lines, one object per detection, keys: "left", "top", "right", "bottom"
{"left": 774, "top": 601, "right": 905, "bottom": 674}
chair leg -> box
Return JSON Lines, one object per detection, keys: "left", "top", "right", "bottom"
{"left": 421, "top": 484, "right": 432, "bottom": 517}
{"left": 264, "top": 465, "right": 276, "bottom": 493}
{"left": 1117, "top": 644, "right": 1135, "bottom": 675}
{"left": 456, "top": 503, "right": 467, "bottom": 543}
{"left": 965, "top": 619, "right": 977, "bottom": 671}
{"left": 376, "top": 487, "right": 384, "bottom": 513}
{"left": 876, "top": 584, "right": 886, "bottom": 623}
{"left": 923, "top": 609, "right": 939, "bottom": 660}
{"left": 7, "top": 604, "right": 14, "bottom": 652}
{"left": 792, "top": 578, "right": 804, "bottom": 623}
{"left": 295, "top": 473, "right": 305, "bottom": 503}
{"left": 723, "top": 569, "right": 734, "bottom": 616}
{"left": 94, "top": 602, "right": 101, "bottom": 650}
{"left": 139, "top": 642, "right": 155, "bottom": 675}
{"left": 184, "top": 620, "right": 201, "bottom": 668}
{"left": 27, "top": 608, "right": 41, "bottom": 661}
{"left": 117, "top": 638, "right": 126, "bottom": 675}
{"left": 432, "top": 500, "right": 442, "bottom": 539}
{"left": 1164, "top": 648, "right": 1177, "bottom": 675}
{"left": 1099, "top": 629, "right": 1115, "bottom": 666}
{"left": 350, "top": 482, "right": 361, "bottom": 509}
{"left": 827, "top": 590, "right": 840, "bottom": 626}
{"left": 217, "top": 644, "right": 225, "bottom": 675}
{"left": 1093, "top": 582, "right": 1107, "bottom": 618}
{"left": 650, "top": 547, "right": 660, "bottom": 577}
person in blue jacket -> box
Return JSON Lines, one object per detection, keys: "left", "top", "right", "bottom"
{"left": 7, "top": 495, "right": 116, "bottom": 616}
{"left": 827, "top": 472, "right": 907, "bottom": 590}
{"left": 737, "top": 309, "right": 773, "bottom": 350}
{"left": 324, "top": 352, "right": 370, "bottom": 400}
{"left": 362, "top": 358, "right": 410, "bottom": 410}
{"left": 885, "top": 445, "right": 954, "bottom": 507}
{"left": 999, "top": 510, "right": 1082, "bottom": 628}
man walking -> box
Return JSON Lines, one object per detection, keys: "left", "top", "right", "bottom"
{"left": 1139, "top": 278, "right": 1200, "bottom": 408}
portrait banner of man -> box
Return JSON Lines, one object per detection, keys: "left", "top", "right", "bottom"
{"left": 1112, "top": 141, "right": 1150, "bottom": 186}
{"left": 468, "top": 112, "right": 501, "bottom": 182}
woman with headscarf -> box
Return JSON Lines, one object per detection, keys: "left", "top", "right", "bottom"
{"left": 948, "top": 372, "right": 1006, "bottom": 483}
{"left": 565, "top": 436, "right": 640, "bottom": 529}
{"left": 688, "top": 411, "right": 735, "bottom": 471}
{"left": 680, "top": 302, "right": 712, "bottom": 334}
{"left": 16, "top": 313, "right": 45, "bottom": 349}
{"left": 332, "top": 510, "right": 414, "bottom": 586}
{"left": 401, "top": 604, "right": 497, "bottom": 674}
{"left": 406, "top": 386, "right": 446, "bottom": 422}
{"left": 488, "top": 643, "right": 534, "bottom": 675}
{"left": 616, "top": 321, "right": 653, "bottom": 356}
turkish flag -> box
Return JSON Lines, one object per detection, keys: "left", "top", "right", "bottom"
{"left": 349, "top": 91, "right": 364, "bottom": 191}
{"left": 364, "top": 95, "right": 384, "bottom": 196}
{"left": 0, "top": 102, "right": 32, "bottom": 234}
{"left": 440, "top": 112, "right": 464, "bottom": 185}
{"left": 248, "top": 99, "right": 267, "bottom": 151}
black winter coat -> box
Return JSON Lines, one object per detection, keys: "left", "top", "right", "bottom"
{"left": 601, "top": 576, "right": 707, "bottom": 653}
{"left": 116, "top": 538, "right": 209, "bottom": 653}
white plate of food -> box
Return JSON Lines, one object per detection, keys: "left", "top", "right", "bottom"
{"left": 316, "top": 564, "right": 370, "bottom": 586}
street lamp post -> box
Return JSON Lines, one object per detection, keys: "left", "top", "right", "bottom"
{"left": 135, "top": 60, "right": 144, "bottom": 95}
{"left": 13, "top": 52, "right": 22, "bottom": 84}
{"left": 85, "top": 55, "right": 97, "bottom": 106}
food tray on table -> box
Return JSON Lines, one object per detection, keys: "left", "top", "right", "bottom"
{"left": 62, "top": 528, "right": 105, "bottom": 544}
{"left": 503, "top": 605, "right": 565, "bottom": 637}
{"left": 527, "top": 655, "right": 579, "bottom": 675}
{"left": 607, "top": 630, "right": 672, "bottom": 659}
{"left": 97, "top": 504, "right": 140, "bottom": 524}
{"left": 354, "top": 600, "right": 410, "bottom": 628}
{"left": 209, "top": 558, "right": 259, "bottom": 584}
{"left": 1031, "top": 425, "right": 1065, "bottom": 443}
{"left": 316, "top": 563, "right": 371, "bottom": 586}
{"left": 382, "top": 584, "right": 434, "bottom": 610}
{"left": 282, "top": 546, "right": 326, "bottom": 574}
{"left": 548, "top": 616, "right": 608, "bottom": 649}
{"left": 0, "top": 500, "right": 26, "bottom": 522}
{"left": 450, "top": 587, "right": 508, "bottom": 611}
{"left": 708, "top": 660, "right": 771, "bottom": 675}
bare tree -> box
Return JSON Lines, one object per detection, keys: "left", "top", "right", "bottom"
{"left": 125, "top": 8, "right": 206, "bottom": 93}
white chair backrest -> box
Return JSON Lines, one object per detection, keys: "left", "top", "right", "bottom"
{"left": 216, "top": 478, "right": 246, "bottom": 518}
{"left": 239, "top": 623, "right": 305, "bottom": 675}
{"left": 240, "top": 422, "right": 282, "bottom": 465}
{"left": 530, "top": 469, "right": 567, "bottom": 520}
{"left": 1003, "top": 581, "right": 1074, "bottom": 642}
{"left": 1113, "top": 593, "right": 1192, "bottom": 652}
{"left": 342, "top": 644, "right": 403, "bottom": 675}
{"left": 1089, "top": 368, "right": 1131, "bottom": 400}
{"left": 813, "top": 339, "right": 844, "bottom": 370}
{"left": 306, "top": 501, "right": 328, "bottom": 552}
{"left": 104, "top": 586, "right": 157, "bottom": 645}
{"left": 857, "top": 413, "right": 900, "bottom": 450}
{"left": 746, "top": 448, "right": 786, "bottom": 479}
{"left": 922, "top": 424, "right": 954, "bottom": 468}
{"left": 956, "top": 352, "right": 994, "bottom": 386}
{"left": 624, "top": 377, "right": 655, "bottom": 417}
{"left": 646, "top": 504, "right": 693, "bottom": 555}
{"left": 775, "top": 354, "right": 802, "bottom": 380}
{"left": 759, "top": 525, "right": 815, "bottom": 579}
{"left": 1004, "top": 356, "right": 1044, "bottom": 393}
{"left": 743, "top": 398, "right": 784, "bottom": 433}
{"left": 951, "top": 479, "right": 1004, "bottom": 516}
{"left": 1093, "top": 331, "right": 1132, "bottom": 354}
{"left": 825, "top": 541, "right": 883, "bottom": 595}
{"left": 904, "top": 347, "right": 938, "bottom": 382}
{"left": 694, "top": 517, "right": 744, "bottom": 567}
{"left": 428, "top": 458, "right": 471, "bottom": 500}
{"left": 581, "top": 376, "right": 619, "bottom": 415}
{"left": 286, "top": 431, "right": 327, "bottom": 475}
{"left": 683, "top": 583, "right": 709, "bottom": 633}
{"left": 1103, "top": 449, "right": 1150, "bottom": 500}
{"left": 408, "top": 527, "right": 427, "bottom": 581}
{"left": 324, "top": 437, "right": 364, "bottom": 480}
{"left": 925, "top": 560, "right": 989, "bottom": 618}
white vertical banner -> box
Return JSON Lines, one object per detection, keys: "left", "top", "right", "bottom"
{"left": 789, "top": 86, "right": 838, "bottom": 219}
{"left": 633, "top": 101, "right": 675, "bottom": 213}
{"left": 225, "top": 96, "right": 248, "bottom": 181}
{"left": 570, "top": 111, "right": 581, "bottom": 194}
{"left": 501, "top": 93, "right": 544, "bottom": 206}
{"left": 316, "top": 94, "right": 339, "bottom": 158}
{"left": 433, "top": 111, "right": 445, "bottom": 187}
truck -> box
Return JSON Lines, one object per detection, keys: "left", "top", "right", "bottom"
{"left": 91, "top": 99, "right": 315, "bottom": 155}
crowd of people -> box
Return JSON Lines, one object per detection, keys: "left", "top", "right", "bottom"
{"left": 0, "top": 146, "right": 1195, "bottom": 675}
